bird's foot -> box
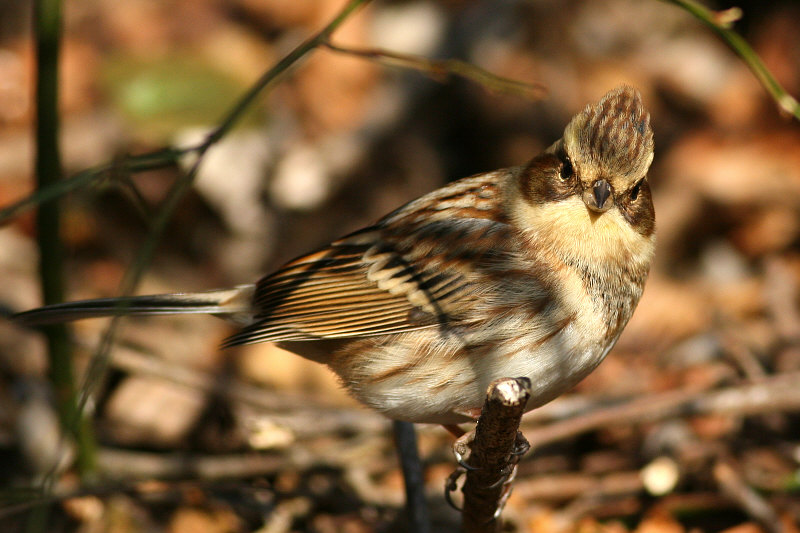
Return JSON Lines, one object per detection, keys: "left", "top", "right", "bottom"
{"left": 452, "top": 428, "right": 477, "bottom": 470}
{"left": 443, "top": 427, "right": 477, "bottom": 511}
{"left": 511, "top": 430, "right": 530, "bottom": 458}
{"left": 491, "top": 464, "right": 519, "bottom": 518}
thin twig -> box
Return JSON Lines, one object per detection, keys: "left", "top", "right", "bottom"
{"left": 461, "top": 377, "right": 531, "bottom": 533}
{"left": 524, "top": 372, "right": 800, "bottom": 447}
{"left": 663, "top": 0, "right": 800, "bottom": 120}
{"left": 321, "top": 40, "right": 548, "bottom": 101}
{"left": 0, "top": 148, "right": 192, "bottom": 224}
{"left": 107, "top": 344, "right": 387, "bottom": 436}
{"left": 713, "top": 460, "right": 783, "bottom": 533}
{"left": 0, "top": 1, "right": 370, "bottom": 225}
{"left": 33, "top": 0, "right": 97, "bottom": 479}
{"left": 764, "top": 257, "right": 800, "bottom": 343}
{"left": 96, "top": 448, "right": 285, "bottom": 481}
{"left": 513, "top": 470, "right": 644, "bottom": 502}
{"left": 73, "top": 0, "right": 373, "bottom": 431}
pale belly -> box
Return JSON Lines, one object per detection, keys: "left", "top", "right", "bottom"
{"left": 329, "top": 320, "right": 615, "bottom": 425}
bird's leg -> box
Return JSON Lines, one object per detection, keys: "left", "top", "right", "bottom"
{"left": 392, "top": 420, "right": 430, "bottom": 532}
{"left": 442, "top": 424, "right": 466, "bottom": 438}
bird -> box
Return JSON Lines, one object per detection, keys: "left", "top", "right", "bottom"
{"left": 14, "top": 85, "right": 656, "bottom": 427}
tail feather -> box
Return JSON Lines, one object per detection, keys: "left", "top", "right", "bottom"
{"left": 13, "top": 285, "right": 256, "bottom": 327}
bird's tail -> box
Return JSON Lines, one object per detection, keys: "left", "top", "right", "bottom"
{"left": 13, "top": 285, "right": 256, "bottom": 327}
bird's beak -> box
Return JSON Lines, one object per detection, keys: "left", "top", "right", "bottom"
{"left": 583, "top": 179, "right": 612, "bottom": 213}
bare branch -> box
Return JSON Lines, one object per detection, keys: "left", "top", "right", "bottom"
{"left": 461, "top": 377, "right": 531, "bottom": 533}
{"left": 321, "top": 40, "right": 548, "bottom": 102}
{"left": 714, "top": 460, "right": 782, "bottom": 533}
{"left": 524, "top": 372, "right": 800, "bottom": 447}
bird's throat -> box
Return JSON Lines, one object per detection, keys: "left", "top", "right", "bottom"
{"left": 511, "top": 194, "right": 655, "bottom": 273}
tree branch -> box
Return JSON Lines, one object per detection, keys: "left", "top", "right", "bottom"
{"left": 461, "top": 377, "right": 531, "bottom": 533}
{"left": 523, "top": 372, "right": 800, "bottom": 447}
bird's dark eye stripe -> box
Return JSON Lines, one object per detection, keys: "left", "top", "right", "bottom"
{"left": 560, "top": 157, "right": 573, "bottom": 180}
{"left": 630, "top": 180, "right": 642, "bottom": 200}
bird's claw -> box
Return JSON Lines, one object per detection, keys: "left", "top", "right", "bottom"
{"left": 446, "top": 462, "right": 519, "bottom": 516}
{"left": 487, "top": 463, "right": 519, "bottom": 518}
{"left": 446, "top": 428, "right": 530, "bottom": 514}
{"left": 453, "top": 448, "right": 479, "bottom": 471}
{"left": 510, "top": 431, "right": 531, "bottom": 457}
{"left": 488, "top": 433, "right": 529, "bottom": 516}
{"left": 444, "top": 467, "right": 465, "bottom": 511}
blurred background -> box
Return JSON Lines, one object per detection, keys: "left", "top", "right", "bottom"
{"left": 1, "top": 0, "right": 799, "bottom": 531}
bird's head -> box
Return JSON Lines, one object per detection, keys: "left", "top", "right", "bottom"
{"left": 512, "top": 86, "right": 656, "bottom": 265}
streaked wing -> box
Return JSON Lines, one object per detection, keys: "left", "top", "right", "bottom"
{"left": 224, "top": 173, "right": 511, "bottom": 346}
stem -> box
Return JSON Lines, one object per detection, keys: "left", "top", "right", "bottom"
{"left": 202, "top": 0, "right": 369, "bottom": 149}
{"left": 0, "top": 0, "right": 369, "bottom": 224}
{"left": 33, "top": 0, "right": 96, "bottom": 478}
{"left": 75, "top": 0, "right": 373, "bottom": 419}
{"left": 663, "top": 0, "right": 800, "bottom": 120}
{"left": 322, "top": 41, "right": 547, "bottom": 101}
{"left": 0, "top": 147, "right": 190, "bottom": 224}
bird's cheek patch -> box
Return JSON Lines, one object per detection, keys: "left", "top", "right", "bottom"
{"left": 519, "top": 153, "right": 574, "bottom": 204}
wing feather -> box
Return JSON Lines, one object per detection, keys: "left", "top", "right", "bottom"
{"left": 225, "top": 174, "right": 511, "bottom": 346}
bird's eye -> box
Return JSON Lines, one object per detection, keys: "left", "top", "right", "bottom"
{"left": 630, "top": 180, "right": 642, "bottom": 201}
{"left": 560, "top": 157, "right": 574, "bottom": 181}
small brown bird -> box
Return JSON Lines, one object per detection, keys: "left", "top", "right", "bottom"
{"left": 15, "top": 86, "right": 656, "bottom": 426}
